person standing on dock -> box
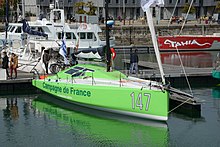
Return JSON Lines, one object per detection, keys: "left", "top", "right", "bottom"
{"left": 43, "top": 50, "right": 50, "bottom": 74}
{"left": 10, "top": 53, "right": 18, "bottom": 79}
{"left": 2, "top": 51, "right": 10, "bottom": 79}
{"left": 132, "top": 49, "right": 139, "bottom": 74}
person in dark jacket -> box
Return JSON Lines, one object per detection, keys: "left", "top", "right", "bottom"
{"left": 132, "top": 49, "right": 139, "bottom": 74}
{"left": 43, "top": 50, "right": 50, "bottom": 74}
{"left": 2, "top": 51, "right": 10, "bottom": 78}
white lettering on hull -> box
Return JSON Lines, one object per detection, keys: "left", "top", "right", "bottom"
{"left": 164, "top": 39, "right": 211, "bottom": 48}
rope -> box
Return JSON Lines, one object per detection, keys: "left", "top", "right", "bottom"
{"left": 168, "top": 0, "right": 178, "bottom": 27}
{"left": 179, "top": 0, "right": 194, "bottom": 35}
{"left": 175, "top": 46, "right": 194, "bottom": 96}
{"left": 168, "top": 96, "right": 192, "bottom": 113}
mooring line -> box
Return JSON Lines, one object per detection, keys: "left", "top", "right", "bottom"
{"left": 168, "top": 97, "right": 192, "bottom": 114}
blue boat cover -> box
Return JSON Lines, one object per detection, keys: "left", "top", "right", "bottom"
{"left": 22, "top": 19, "right": 48, "bottom": 38}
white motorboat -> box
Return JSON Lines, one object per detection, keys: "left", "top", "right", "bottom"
{"left": 0, "top": 8, "right": 115, "bottom": 51}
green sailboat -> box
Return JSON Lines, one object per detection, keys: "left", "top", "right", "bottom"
{"left": 32, "top": 64, "right": 169, "bottom": 121}
{"left": 32, "top": 0, "right": 169, "bottom": 121}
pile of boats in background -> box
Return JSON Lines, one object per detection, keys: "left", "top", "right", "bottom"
{"left": 0, "top": 8, "right": 115, "bottom": 74}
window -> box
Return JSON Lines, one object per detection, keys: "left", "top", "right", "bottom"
{"left": 10, "top": 26, "right": 16, "bottom": 32}
{"left": 15, "top": 27, "right": 22, "bottom": 33}
{"left": 132, "top": 0, "right": 135, "bottom": 3}
{"left": 66, "top": 32, "right": 71, "bottom": 39}
{"left": 68, "top": 0, "right": 72, "bottom": 3}
{"left": 7, "top": 26, "right": 12, "bottom": 31}
{"left": 125, "top": 0, "right": 127, "bottom": 3}
{"left": 178, "top": 0, "right": 180, "bottom": 3}
{"left": 169, "top": 0, "right": 172, "bottom": 3}
{"left": 185, "top": 0, "right": 188, "bottom": 3}
{"left": 87, "top": 33, "right": 93, "bottom": 39}
{"left": 72, "top": 33, "right": 76, "bottom": 39}
{"left": 37, "top": 27, "right": 44, "bottom": 33}
{"left": 58, "top": 32, "right": 62, "bottom": 39}
{"left": 78, "top": 33, "right": 86, "bottom": 39}
{"left": 116, "top": 0, "right": 119, "bottom": 3}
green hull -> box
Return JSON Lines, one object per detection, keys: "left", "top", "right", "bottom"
{"left": 32, "top": 64, "right": 169, "bottom": 121}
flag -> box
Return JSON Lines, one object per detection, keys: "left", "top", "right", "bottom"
{"left": 141, "top": 0, "right": 164, "bottom": 12}
{"left": 59, "top": 39, "right": 69, "bottom": 64}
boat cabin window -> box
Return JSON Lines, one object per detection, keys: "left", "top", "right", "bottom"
{"left": 57, "top": 32, "right": 76, "bottom": 40}
{"left": 38, "top": 27, "right": 44, "bottom": 33}
{"left": 15, "top": 27, "right": 22, "bottom": 33}
{"left": 87, "top": 33, "right": 93, "bottom": 39}
{"left": 58, "top": 32, "right": 63, "bottom": 39}
{"left": 72, "top": 33, "right": 76, "bottom": 39}
{"left": 7, "top": 26, "right": 12, "bottom": 31}
{"left": 66, "top": 33, "right": 71, "bottom": 39}
{"left": 78, "top": 33, "right": 86, "bottom": 39}
{"left": 10, "top": 26, "right": 16, "bottom": 33}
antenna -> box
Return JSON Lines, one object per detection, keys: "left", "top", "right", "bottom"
{"left": 55, "top": 0, "right": 59, "bottom": 9}
{"left": 105, "top": 0, "right": 111, "bottom": 72}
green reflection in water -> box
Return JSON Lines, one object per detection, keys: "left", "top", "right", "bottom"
{"left": 32, "top": 94, "right": 169, "bottom": 146}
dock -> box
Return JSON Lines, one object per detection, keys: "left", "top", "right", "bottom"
{"left": 0, "top": 71, "right": 36, "bottom": 95}
{"left": 122, "top": 59, "right": 218, "bottom": 87}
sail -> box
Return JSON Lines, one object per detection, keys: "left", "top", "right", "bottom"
{"left": 141, "top": 0, "right": 165, "bottom": 84}
{"left": 22, "top": 19, "right": 48, "bottom": 37}
{"left": 141, "top": 0, "right": 164, "bottom": 11}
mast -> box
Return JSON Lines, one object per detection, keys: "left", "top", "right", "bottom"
{"left": 145, "top": 8, "right": 165, "bottom": 84}
{"left": 22, "top": 0, "right": 25, "bottom": 19}
{"left": 5, "top": 0, "right": 9, "bottom": 47}
{"left": 105, "top": 0, "right": 111, "bottom": 72}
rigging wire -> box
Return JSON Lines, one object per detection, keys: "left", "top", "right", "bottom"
{"left": 122, "top": 25, "right": 127, "bottom": 75}
{"left": 174, "top": 0, "right": 194, "bottom": 97}
{"left": 168, "top": 97, "right": 192, "bottom": 113}
{"left": 179, "top": 0, "right": 194, "bottom": 35}
{"left": 175, "top": 46, "right": 194, "bottom": 96}
{"left": 168, "top": 0, "right": 179, "bottom": 27}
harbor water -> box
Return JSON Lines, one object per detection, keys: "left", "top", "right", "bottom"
{"left": 0, "top": 87, "right": 220, "bottom": 147}
{"left": 0, "top": 51, "right": 220, "bottom": 146}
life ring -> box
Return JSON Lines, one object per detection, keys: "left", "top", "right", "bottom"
{"left": 80, "top": 23, "right": 87, "bottom": 30}
{"left": 110, "top": 47, "right": 116, "bottom": 60}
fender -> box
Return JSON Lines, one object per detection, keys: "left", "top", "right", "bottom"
{"left": 110, "top": 48, "right": 116, "bottom": 60}
{"left": 80, "top": 23, "right": 87, "bottom": 30}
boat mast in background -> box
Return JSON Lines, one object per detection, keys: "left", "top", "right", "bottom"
{"left": 105, "top": 0, "right": 111, "bottom": 72}
{"left": 22, "top": 0, "right": 25, "bottom": 19}
{"left": 4, "top": 0, "right": 9, "bottom": 47}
